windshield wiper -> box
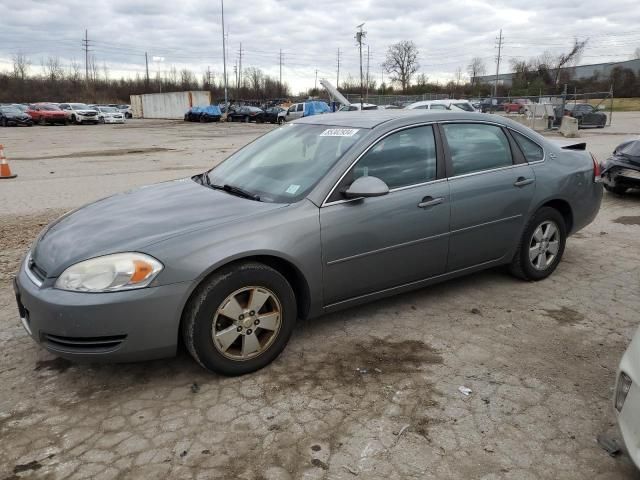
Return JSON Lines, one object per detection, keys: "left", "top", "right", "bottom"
{"left": 199, "top": 172, "right": 261, "bottom": 201}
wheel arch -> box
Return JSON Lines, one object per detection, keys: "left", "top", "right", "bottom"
{"left": 537, "top": 198, "right": 574, "bottom": 234}
{"left": 179, "top": 254, "right": 312, "bottom": 330}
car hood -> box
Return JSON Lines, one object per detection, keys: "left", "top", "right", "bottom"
{"left": 4, "top": 112, "right": 30, "bottom": 119}
{"left": 32, "top": 178, "right": 287, "bottom": 277}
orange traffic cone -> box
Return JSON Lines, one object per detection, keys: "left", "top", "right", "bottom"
{"left": 0, "top": 144, "right": 17, "bottom": 179}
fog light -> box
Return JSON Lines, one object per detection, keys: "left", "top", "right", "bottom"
{"left": 615, "top": 372, "right": 632, "bottom": 412}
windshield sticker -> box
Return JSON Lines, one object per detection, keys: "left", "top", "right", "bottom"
{"left": 286, "top": 184, "right": 301, "bottom": 195}
{"left": 320, "top": 128, "right": 359, "bottom": 137}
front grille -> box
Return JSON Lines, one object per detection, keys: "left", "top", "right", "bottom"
{"left": 42, "top": 333, "right": 127, "bottom": 353}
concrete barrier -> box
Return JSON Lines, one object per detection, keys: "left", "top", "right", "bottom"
{"left": 130, "top": 91, "right": 212, "bottom": 119}
{"left": 559, "top": 116, "right": 579, "bottom": 138}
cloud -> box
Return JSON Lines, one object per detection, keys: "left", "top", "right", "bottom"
{"left": 0, "top": 0, "right": 638, "bottom": 92}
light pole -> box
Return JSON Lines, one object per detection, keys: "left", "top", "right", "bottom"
{"left": 221, "top": 0, "right": 228, "bottom": 113}
{"left": 355, "top": 23, "right": 366, "bottom": 110}
{"left": 152, "top": 56, "right": 165, "bottom": 93}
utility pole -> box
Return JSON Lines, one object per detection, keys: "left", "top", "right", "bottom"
{"left": 366, "top": 45, "right": 370, "bottom": 101}
{"left": 494, "top": 29, "right": 503, "bottom": 98}
{"left": 83, "top": 29, "right": 91, "bottom": 83}
{"left": 221, "top": 0, "right": 228, "bottom": 112}
{"left": 336, "top": 48, "right": 340, "bottom": 88}
{"left": 279, "top": 49, "right": 283, "bottom": 97}
{"left": 238, "top": 42, "right": 243, "bottom": 91}
{"left": 144, "top": 52, "right": 150, "bottom": 89}
{"left": 314, "top": 69, "right": 318, "bottom": 92}
{"left": 234, "top": 62, "right": 238, "bottom": 91}
{"left": 355, "top": 23, "right": 366, "bottom": 110}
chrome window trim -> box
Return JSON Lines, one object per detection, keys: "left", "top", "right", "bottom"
{"left": 507, "top": 127, "right": 546, "bottom": 164}
{"left": 447, "top": 163, "right": 530, "bottom": 181}
{"left": 321, "top": 122, "right": 439, "bottom": 207}
{"left": 324, "top": 178, "right": 447, "bottom": 207}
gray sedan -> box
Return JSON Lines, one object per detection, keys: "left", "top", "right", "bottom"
{"left": 14, "top": 111, "right": 603, "bottom": 375}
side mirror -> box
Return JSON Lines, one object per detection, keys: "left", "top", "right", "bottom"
{"left": 344, "top": 176, "right": 389, "bottom": 199}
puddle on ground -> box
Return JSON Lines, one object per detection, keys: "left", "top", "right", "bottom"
{"left": 541, "top": 307, "right": 585, "bottom": 325}
{"left": 613, "top": 216, "right": 640, "bottom": 226}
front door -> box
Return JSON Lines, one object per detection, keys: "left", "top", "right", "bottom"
{"left": 320, "top": 125, "right": 450, "bottom": 305}
{"left": 441, "top": 122, "right": 536, "bottom": 271}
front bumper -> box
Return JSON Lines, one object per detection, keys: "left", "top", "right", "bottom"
{"left": 103, "top": 117, "right": 125, "bottom": 124}
{"left": 14, "top": 262, "right": 192, "bottom": 362}
{"left": 6, "top": 118, "right": 33, "bottom": 126}
{"left": 76, "top": 114, "right": 99, "bottom": 123}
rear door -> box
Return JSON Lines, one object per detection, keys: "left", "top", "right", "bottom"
{"left": 442, "top": 122, "right": 536, "bottom": 271}
{"left": 320, "top": 124, "right": 450, "bottom": 305}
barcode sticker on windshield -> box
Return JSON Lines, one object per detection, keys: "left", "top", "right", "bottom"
{"left": 320, "top": 128, "right": 359, "bottom": 137}
{"left": 286, "top": 184, "right": 300, "bottom": 194}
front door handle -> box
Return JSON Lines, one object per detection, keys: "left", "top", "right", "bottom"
{"left": 514, "top": 177, "right": 535, "bottom": 187}
{"left": 418, "top": 196, "right": 444, "bottom": 208}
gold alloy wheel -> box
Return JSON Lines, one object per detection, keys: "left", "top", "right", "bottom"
{"left": 211, "top": 286, "right": 282, "bottom": 361}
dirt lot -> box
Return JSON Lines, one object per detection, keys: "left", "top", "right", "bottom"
{"left": 1, "top": 116, "right": 640, "bottom": 480}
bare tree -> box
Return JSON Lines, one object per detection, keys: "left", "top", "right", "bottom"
{"left": 12, "top": 53, "right": 31, "bottom": 80}
{"left": 454, "top": 66, "right": 464, "bottom": 88}
{"left": 382, "top": 40, "right": 419, "bottom": 93}
{"left": 552, "top": 38, "right": 588, "bottom": 85}
{"left": 42, "top": 56, "right": 64, "bottom": 82}
{"left": 180, "top": 68, "right": 195, "bottom": 90}
{"left": 244, "top": 66, "right": 264, "bottom": 98}
{"left": 68, "top": 59, "right": 82, "bottom": 84}
{"left": 467, "top": 57, "right": 486, "bottom": 86}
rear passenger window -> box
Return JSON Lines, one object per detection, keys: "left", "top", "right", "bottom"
{"left": 511, "top": 130, "right": 544, "bottom": 162}
{"left": 443, "top": 123, "right": 512, "bottom": 176}
{"left": 351, "top": 125, "right": 437, "bottom": 189}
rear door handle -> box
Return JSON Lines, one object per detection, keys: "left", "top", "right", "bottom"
{"left": 418, "top": 196, "right": 444, "bottom": 208}
{"left": 514, "top": 177, "right": 535, "bottom": 187}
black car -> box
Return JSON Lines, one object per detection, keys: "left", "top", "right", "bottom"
{"left": 0, "top": 105, "right": 33, "bottom": 127}
{"left": 601, "top": 139, "right": 640, "bottom": 195}
{"left": 227, "top": 106, "right": 265, "bottom": 123}
{"left": 263, "top": 107, "right": 286, "bottom": 124}
{"left": 563, "top": 103, "right": 606, "bottom": 128}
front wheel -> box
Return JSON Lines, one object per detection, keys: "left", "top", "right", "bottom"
{"left": 509, "top": 207, "right": 566, "bottom": 281}
{"left": 1, "top": 118, "right": 6, "bottom": 127}
{"left": 182, "top": 262, "right": 297, "bottom": 376}
{"left": 278, "top": 117, "right": 285, "bottom": 125}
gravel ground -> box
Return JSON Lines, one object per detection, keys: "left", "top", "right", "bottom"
{"left": 1, "top": 116, "right": 639, "bottom": 480}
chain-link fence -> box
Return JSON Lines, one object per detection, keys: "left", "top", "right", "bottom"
{"left": 343, "top": 93, "right": 449, "bottom": 106}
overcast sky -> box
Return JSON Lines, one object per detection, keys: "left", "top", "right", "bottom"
{"left": 1, "top": 0, "right": 639, "bottom": 93}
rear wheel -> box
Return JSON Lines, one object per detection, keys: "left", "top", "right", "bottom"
{"left": 1, "top": 118, "right": 6, "bottom": 127}
{"left": 244, "top": 116, "right": 249, "bottom": 123}
{"left": 182, "top": 262, "right": 297, "bottom": 376}
{"left": 278, "top": 117, "right": 285, "bottom": 125}
{"left": 509, "top": 207, "right": 566, "bottom": 281}
{"left": 518, "top": 106, "right": 525, "bottom": 115}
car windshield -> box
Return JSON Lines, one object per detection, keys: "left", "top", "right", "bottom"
{"left": 207, "top": 124, "right": 364, "bottom": 203}
{"left": 40, "top": 105, "right": 59, "bottom": 111}
{"left": 100, "top": 107, "right": 118, "bottom": 112}
{"left": 452, "top": 103, "right": 474, "bottom": 112}
{"left": 0, "top": 107, "right": 21, "bottom": 114}
{"left": 71, "top": 103, "right": 90, "bottom": 109}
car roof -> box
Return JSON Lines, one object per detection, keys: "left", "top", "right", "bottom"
{"left": 294, "top": 110, "right": 505, "bottom": 129}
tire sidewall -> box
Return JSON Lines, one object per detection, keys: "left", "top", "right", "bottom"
{"left": 519, "top": 208, "right": 567, "bottom": 280}
{"left": 186, "top": 264, "right": 297, "bottom": 376}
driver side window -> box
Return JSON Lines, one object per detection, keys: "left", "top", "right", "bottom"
{"left": 330, "top": 125, "right": 438, "bottom": 202}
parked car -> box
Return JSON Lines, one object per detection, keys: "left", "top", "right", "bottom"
{"left": 600, "top": 139, "right": 640, "bottom": 195}
{"left": 26, "top": 104, "right": 68, "bottom": 125}
{"left": 503, "top": 98, "right": 532, "bottom": 114}
{"left": 285, "top": 101, "right": 331, "bottom": 121}
{"left": 407, "top": 99, "right": 478, "bottom": 112}
{"left": 227, "top": 106, "right": 265, "bottom": 123}
{"left": 563, "top": 103, "right": 606, "bottom": 128}
{"left": 0, "top": 105, "right": 33, "bottom": 127}
{"left": 11, "top": 104, "right": 29, "bottom": 113}
{"left": 14, "top": 110, "right": 603, "bottom": 376}
{"left": 90, "top": 106, "right": 125, "bottom": 124}
{"left": 109, "top": 104, "right": 133, "bottom": 119}
{"left": 479, "top": 98, "right": 506, "bottom": 113}
{"left": 339, "top": 103, "right": 379, "bottom": 111}
{"left": 184, "top": 105, "right": 222, "bottom": 123}
{"left": 263, "top": 106, "right": 287, "bottom": 124}
{"left": 58, "top": 103, "right": 100, "bottom": 125}
{"left": 614, "top": 326, "right": 640, "bottom": 470}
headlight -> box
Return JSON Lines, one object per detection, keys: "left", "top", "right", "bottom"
{"left": 55, "top": 253, "right": 163, "bottom": 292}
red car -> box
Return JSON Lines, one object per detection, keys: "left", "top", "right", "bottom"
{"left": 503, "top": 98, "right": 531, "bottom": 114}
{"left": 26, "top": 104, "right": 68, "bottom": 125}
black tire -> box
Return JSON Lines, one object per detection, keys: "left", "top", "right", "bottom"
{"left": 99, "top": 117, "right": 105, "bottom": 124}
{"left": 509, "top": 207, "right": 567, "bottom": 281}
{"left": 278, "top": 117, "right": 285, "bottom": 125}
{"left": 182, "top": 261, "right": 297, "bottom": 376}
{"left": 604, "top": 184, "right": 627, "bottom": 195}
{"left": 1, "top": 118, "right": 6, "bottom": 127}
{"left": 39, "top": 117, "right": 46, "bottom": 126}
{"left": 244, "top": 116, "right": 249, "bottom": 123}
{"left": 518, "top": 106, "right": 525, "bottom": 115}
